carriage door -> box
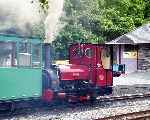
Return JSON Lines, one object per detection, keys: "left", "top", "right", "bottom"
{"left": 101, "top": 46, "right": 112, "bottom": 86}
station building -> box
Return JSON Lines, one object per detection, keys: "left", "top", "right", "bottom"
{"left": 107, "top": 24, "right": 150, "bottom": 73}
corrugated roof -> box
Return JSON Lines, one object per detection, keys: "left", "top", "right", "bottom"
{"left": 107, "top": 23, "right": 150, "bottom": 44}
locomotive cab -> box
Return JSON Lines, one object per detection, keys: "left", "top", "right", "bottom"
{"left": 69, "top": 44, "right": 112, "bottom": 91}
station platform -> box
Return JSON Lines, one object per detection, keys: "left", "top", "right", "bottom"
{"left": 112, "top": 71, "right": 150, "bottom": 96}
{"left": 113, "top": 71, "right": 150, "bottom": 86}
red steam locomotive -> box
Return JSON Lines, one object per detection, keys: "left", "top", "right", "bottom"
{"left": 43, "top": 43, "right": 113, "bottom": 102}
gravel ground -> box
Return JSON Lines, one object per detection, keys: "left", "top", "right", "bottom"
{"left": 3, "top": 98, "right": 150, "bottom": 120}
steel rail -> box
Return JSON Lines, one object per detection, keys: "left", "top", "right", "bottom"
{"left": 96, "top": 110, "right": 150, "bottom": 120}
{"left": 96, "top": 92, "right": 150, "bottom": 102}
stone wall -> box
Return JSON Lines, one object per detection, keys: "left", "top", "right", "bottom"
{"left": 138, "top": 44, "right": 150, "bottom": 70}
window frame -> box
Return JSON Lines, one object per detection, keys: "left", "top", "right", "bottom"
{"left": 31, "top": 43, "right": 42, "bottom": 68}
{"left": 85, "top": 48, "right": 94, "bottom": 58}
{"left": 0, "top": 41, "right": 17, "bottom": 68}
{"left": 18, "top": 41, "right": 32, "bottom": 67}
{"left": 72, "top": 47, "right": 84, "bottom": 58}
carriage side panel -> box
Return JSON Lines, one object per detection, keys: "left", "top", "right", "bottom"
{"left": 0, "top": 68, "right": 42, "bottom": 101}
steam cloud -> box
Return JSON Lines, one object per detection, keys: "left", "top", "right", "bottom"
{"left": 0, "top": 0, "right": 42, "bottom": 36}
{"left": 45, "top": 0, "right": 64, "bottom": 43}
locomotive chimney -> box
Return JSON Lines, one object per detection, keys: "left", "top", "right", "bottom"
{"left": 44, "top": 43, "right": 53, "bottom": 69}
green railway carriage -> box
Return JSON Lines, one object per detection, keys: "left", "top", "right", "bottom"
{"left": 0, "top": 34, "right": 42, "bottom": 101}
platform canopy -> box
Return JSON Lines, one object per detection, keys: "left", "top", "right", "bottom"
{"left": 107, "top": 23, "right": 150, "bottom": 44}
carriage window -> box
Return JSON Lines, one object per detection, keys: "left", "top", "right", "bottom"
{"left": 0, "top": 42, "right": 17, "bottom": 67}
{"left": 72, "top": 48, "right": 83, "bottom": 58}
{"left": 32, "top": 44, "right": 41, "bottom": 67}
{"left": 85, "top": 48, "right": 93, "bottom": 58}
{"left": 19, "top": 42, "right": 31, "bottom": 67}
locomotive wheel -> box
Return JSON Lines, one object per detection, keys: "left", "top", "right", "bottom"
{"left": 68, "top": 96, "right": 78, "bottom": 103}
{"left": 89, "top": 93, "right": 97, "bottom": 103}
{"left": 79, "top": 94, "right": 91, "bottom": 102}
{"left": 10, "top": 102, "right": 15, "bottom": 112}
{"left": 0, "top": 102, "right": 16, "bottom": 115}
{"left": 42, "top": 89, "right": 54, "bottom": 102}
{"left": 105, "top": 87, "right": 113, "bottom": 95}
{"left": 0, "top": 103, "right": 10, "bottom": 111}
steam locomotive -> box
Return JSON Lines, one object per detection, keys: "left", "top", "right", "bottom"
{"left": 0, "top": 34, "right": 113, "bottom": 108}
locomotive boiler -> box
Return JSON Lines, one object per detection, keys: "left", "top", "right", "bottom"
{"left": 0, "top": 34, "right": 113, "bottom": 108}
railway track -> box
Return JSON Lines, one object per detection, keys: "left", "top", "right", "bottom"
{"left": 98, "top": 110, "right": 150, "bottom": 120}
{"left": 1, "top": 93, "right": 150, "bottom": 119}
{"left": 97, "top": 92, "right": 150, "bottom": 102}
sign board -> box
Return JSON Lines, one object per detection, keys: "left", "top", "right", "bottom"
{"left": 123, "top": 52, "right": 137, "bottom": 59}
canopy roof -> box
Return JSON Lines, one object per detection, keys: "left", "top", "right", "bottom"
{"left": 107, "top": 24, "right": 150, "bottom": 44}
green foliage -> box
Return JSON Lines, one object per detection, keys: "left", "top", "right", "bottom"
{"left": 98, "top": 0, "right": 145, "bottom": 41}
{"left": 30, "top": 0, "right": 48, "bottom": 40}
{"left": 52, "top": 0, "right": 150, "bottom": 59}
{"left": 53, "top": 0, "right": 103, "bottom": 59}
{"left": 39, "top": 0, "right": 49, "bottom": 13}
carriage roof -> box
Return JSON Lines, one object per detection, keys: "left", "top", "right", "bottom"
{"left": 0, "top": 34, "right": 41, "bottom": 44}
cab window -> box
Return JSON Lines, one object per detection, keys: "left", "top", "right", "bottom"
{"left": 85, "top": 48, "right": 93, "bottom": 58}
{"left": 101, "top": 47, "right": 111, "bottom": 69}
{"left": 72, "top": 48, "right": 83, "bottom": 58}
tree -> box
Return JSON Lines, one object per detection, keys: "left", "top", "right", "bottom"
{"left": 53, "top": 0, "right": 103, "bottom": 59}
{"left": 98, "top": 0, "right": 145, "bottom": 41}
{"left": 143, "top": 0, "right": 150, "bottom": 23}
{"left": 41, "top": 0, "right": 150, "bottom": 59}
{"left": 29, "top": 0, "right": 48, "bottom": 39}
{"left": 39, "top": 0, "right": 49, "bottom": 13}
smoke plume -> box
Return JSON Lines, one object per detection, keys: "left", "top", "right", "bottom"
{"left": 44, "top": 0, "right": 64, "bottom": 43}
{"left": 0, "top": 0, "right": 43, "bottom": 36}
